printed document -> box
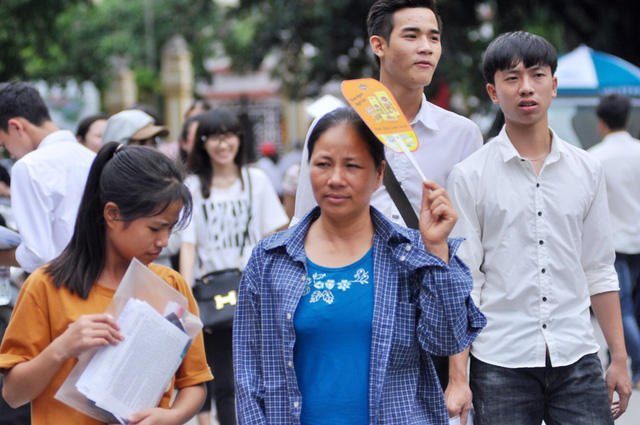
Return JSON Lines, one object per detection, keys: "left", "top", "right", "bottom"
{"left": 76, "top": 298, "right": 190, "bottom": 421}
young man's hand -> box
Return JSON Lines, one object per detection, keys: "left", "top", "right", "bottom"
{"left": 606, "top": 358, "right": 632, "bottom": 419}
{"left": 445, "top": 379, "right": 473, "bottom": 425}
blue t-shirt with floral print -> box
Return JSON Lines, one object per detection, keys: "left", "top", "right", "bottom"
{"left": 293, "top": 247, "right": 374, "bottom": 424}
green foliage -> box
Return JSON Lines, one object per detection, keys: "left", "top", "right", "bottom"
{"left": 0, "top": 0, "right": 90, "bottom": 80}
{"left": 0, "top": 0, "right": 222, "bottom": 98}
{"left": 222, "top": 0, "right": 375, "bottom": 99}
{"left": 2, "top": 0, "right": 640, "bottom": 111}
{"left": 220, "top": 0, "right": 640, "bottom": 108}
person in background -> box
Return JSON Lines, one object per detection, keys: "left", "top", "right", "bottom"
{"left": 589, "top": 93, "right": 640, "bottom": 389}
{"left": 185, "top": 100, "right": 211, "bottom": 119}
{"left": 446, "top": 31, "right": 631, "bottom": 424}
{"left": 234, "top": 107, "right": 485, "bottom": 424}
{"left": 158, "top": 100, "right": 211, "bottom": 163}
{"left": 101, "top": 109, "right": 168, "bottom": 147}
{"left": 180, "top": 109, "right": 288, "bottom": 425}
{"left": 254, "top": 141, "right": 283, "bottom": 198}
{"left": 0, "top": 149, "right": 10, "bottom": 198}
{"left": 75, "top": 114, "right": 107, "bottom": 153}
{"left": 0, "top": 142, "right": 212, "bottom": 425}
{"left": 178, "top": 115, "right": 201, "bottom": 166}
{"left": 0, "top": 81, "right": 95, "bottom": 273}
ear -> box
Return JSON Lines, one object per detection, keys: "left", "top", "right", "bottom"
{"left": 7, "top": 117, "right": 24, "bottom": 132}
{"left": 103, "top": 202, "right": 121, "bottom": 230}
{"left": 374, "top": 160, "right": 386, "bottom": 191}
{"left": 551, "top": 76, "right": 558, "bottom": 98}
{"left": 369, "top": 35, "right": 386, "bottom": 60}
{"left": 486, "top": 83, "right": 499, "bottom": 104}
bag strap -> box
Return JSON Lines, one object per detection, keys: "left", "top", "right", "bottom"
{"left": 238, "top": 167, "right": 253, "bottom": 259}
{"left": 383, "top": 162, "right": 419, "bottom": 229}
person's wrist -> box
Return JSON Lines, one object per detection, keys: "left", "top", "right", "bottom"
{"left": 610, "top": 353, "right": 628, "bottom": 366}
{"left": 422, "top": 239, "right": 449, "bottom": 261}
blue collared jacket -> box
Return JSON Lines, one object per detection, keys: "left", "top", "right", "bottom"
{"left": 233, "top": 207, "right": 486, "bottom": 424}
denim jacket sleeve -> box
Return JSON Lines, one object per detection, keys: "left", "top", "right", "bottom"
{"left": 233, "top": 251, "right": 267, "bottom": 424}
{"left": 412, "top": 238, "right": 486, "bottom": 357}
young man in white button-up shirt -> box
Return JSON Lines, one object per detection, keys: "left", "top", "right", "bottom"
{"left": 446, "top": 32, "right": 632, "bottom": 424}
{"left": 589, "top": 93, "right": 640, "bottom": 389}
{"left": 0, "top": 81, "right": 95, "bottom": 273}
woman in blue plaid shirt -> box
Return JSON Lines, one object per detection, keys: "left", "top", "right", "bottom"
{"left": 233, "top": 107, "right": 485, "bottom": 424}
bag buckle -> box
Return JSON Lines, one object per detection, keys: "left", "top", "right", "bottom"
{"left": 214, "top": 290, "right": 237, "bottom": 310}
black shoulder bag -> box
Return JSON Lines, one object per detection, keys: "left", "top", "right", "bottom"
{"left": 192, "top": 168, "right": 252, "bottom": 328}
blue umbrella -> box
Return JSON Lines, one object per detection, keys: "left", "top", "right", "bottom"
{"left": 556, "top": 45, "right": 640, "bottom": 97}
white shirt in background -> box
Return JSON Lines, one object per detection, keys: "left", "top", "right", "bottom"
{"left": 181, "top": 167, "right": 289, "bottom": 279}
{"left": 12, "top": 130, "right": 96, "bottom": 273}
{"left": 447, "top": 126, "right": 618, "bottom": 369}
{"left": 588, "top": 130, "right": 640, "bottom": 254}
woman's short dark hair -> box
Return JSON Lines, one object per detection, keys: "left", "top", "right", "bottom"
{"left": 46, "top": 142, "right": 192, "bottom": 299}
{"left": 307, "top": 107, "right": 385, "bottom": 170}
{"left": 482, "top": 31, "right": 558, "bottom": 85}
{"left": 187, "top": 108, "right": 248, "bottom": 198}
{"left": 76, "top": 113, "right": 108, "bottom": 142}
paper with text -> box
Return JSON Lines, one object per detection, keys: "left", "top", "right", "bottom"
{"left": 76, "top": 298, "right": 190, "bottom": 421}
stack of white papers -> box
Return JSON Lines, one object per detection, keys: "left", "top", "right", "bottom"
{"left": 76, "top": 298, "right": 190, "bottom": 423}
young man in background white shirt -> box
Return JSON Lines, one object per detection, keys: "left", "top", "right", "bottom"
{"left": 589, "top": 93, "right": 640, "bottom": 389}
{"left": 0, "top": 81, "right": 95, "bottom": 273}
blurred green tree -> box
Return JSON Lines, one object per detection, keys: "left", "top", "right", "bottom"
{"left": 0, "top": 0, "right": 88, "bottom": 81}
{"left": 221, "top": 0, "right": 640, "bottom": 107}
{"left": 1, "top": 0, "right": 223, "bottom": 102}
{"left": 2, "top": 1, "right": 639, "bottom": 111}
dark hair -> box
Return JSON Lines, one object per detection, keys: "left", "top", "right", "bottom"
{"left": 482, "top": 31, "right": 558, "bottom": 85}
{"left": 185, "top": 99, "right": 211, "bottom": 119}
{"left": 46, "top": 142, "right": 192, "bottom": 299}
{"left": 0, "top": 81, "right": 51, "bottom": 131}
{"left": 187, "top": 108, "right": 247, "bottom": 199}
{"left": 367, "top": 0, "right": 442, "bottom": 68}
{"left": 597, "top": 94, "right": 631, "bottom": 131}
{"left": 76, "top": 113, "right": 108, "bottom": 142}
{"left": 308, "top": 107, "right": 385, "bottom": 170}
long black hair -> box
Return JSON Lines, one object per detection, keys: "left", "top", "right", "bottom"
{"left": 186, "top": 108, "right": 247, "bottom": 199}
{"left": 46, "top": 142, "right": 192, "bottom": 299}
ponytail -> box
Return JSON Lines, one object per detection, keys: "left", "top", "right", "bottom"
{"left": 46, "top": 142, "right": 192, "bottom": 298}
